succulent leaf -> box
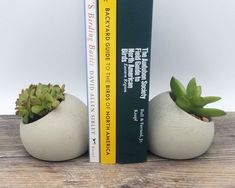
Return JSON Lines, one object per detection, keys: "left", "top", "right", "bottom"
{"left": 186, "top": 78, "right": 197, "bottom": 98}
{"left": 19, "top": 109, "right": 28, "bottom": 116}
{"left": 191, "top": 96, "right": 221, "bottom": 108}
{"left": 23, "top": 115, "right": 29, "bottom": 124}
{"left": 203, "top": 96, "right": 221, "bottom": 104}
{"left": 196, "top": 86, "right": 202, "bottom": 97}
{"left": 36, "top": 88, "right": 42, "bottom": 98}
{"left": 170, "top": 77, "right": 186, "bottom": 98}
{"left": 191, "top": 108, "right": 226, "bottom": 117}
{"left": 175, "top": 96, "right": 192, "bottom": 113}
{"left": 191, "top": 96, "right": 206, "bottom": 108}
{"left": 52, "top": 100, "right": 60, "bottom": 108}
{"left": 45, "top": 93, "right": 53, "bottom": 102}
{"left": 31, "top": 105, "right": 44, "bottom": 114}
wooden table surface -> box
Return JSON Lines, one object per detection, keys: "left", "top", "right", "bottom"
{"left": 0, "top": 113, "right": 235, "bottom": 188}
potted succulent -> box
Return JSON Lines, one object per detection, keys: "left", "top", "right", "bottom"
{"left": 15, "top": 83, "right": 88, "bottom": 161}
{"left": 148, "top": 77, "right": 226, "bottom": 159}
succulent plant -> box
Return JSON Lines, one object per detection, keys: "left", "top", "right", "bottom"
{"left": 16, "top": 83, "right": 65, "bottom": 124}
{"left": 170, "top": 77, "right": 226, "bottom": 118}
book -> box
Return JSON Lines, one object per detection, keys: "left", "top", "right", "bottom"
{"left": 85, "top": 0, "right": 100, "bottom": 162}
{"left": 116, "top": 0, "right": 153, "bottom": 163}
{"left": 98, "top": 0, "right": 117, "bottom": 164}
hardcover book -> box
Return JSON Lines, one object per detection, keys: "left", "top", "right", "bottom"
{"left": 98, "top": 0, "right": 117, "bottom": 164}
{"left": 116, "top": 0, "right": 153, "bottom": 163}
{"left": 85, "top": 0, "right": 100, "bottom": 162}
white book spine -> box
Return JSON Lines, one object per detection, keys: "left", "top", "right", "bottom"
{"left": 85, "top": 0, "right": 99, "bottom": 162}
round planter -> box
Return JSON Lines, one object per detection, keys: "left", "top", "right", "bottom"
{"left": 20, "top": 94, "right": 88, "bottom": 161}
{"left": 148, "top": 92, "right": 214, "bottom": 160}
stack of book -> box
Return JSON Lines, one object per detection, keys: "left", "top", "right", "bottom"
{"left": 85, "top": 0, "right": 153, "bottom": 164}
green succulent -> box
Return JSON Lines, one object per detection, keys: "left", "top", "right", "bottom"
{"left": 15, "top": 83, "right": 65, "bottom": 124}
{"left": 170, "top": 77, "right": 226, "bottom": 118}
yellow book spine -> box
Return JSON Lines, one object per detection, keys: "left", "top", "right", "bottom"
{"left": 99, "top": 0, "right": 116, "bottom": 164}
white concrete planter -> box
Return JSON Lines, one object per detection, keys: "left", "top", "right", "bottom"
{"left": 20, "top": 94, "right": 88, "bottom": 161}
{"left": 148, "top": 92, "right": 214, "bottom": 159}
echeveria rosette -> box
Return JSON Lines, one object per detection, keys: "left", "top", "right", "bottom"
{"left": 15, "top": 83, "right": 65, "bottom": 124}
{"left": 170, "top": 77, "right": 226, "bottom": 118}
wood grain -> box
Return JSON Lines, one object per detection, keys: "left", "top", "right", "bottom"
{"left": 0, "top": 114, "right": 235, "bottom": 188}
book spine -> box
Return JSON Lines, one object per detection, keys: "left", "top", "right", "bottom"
{"left": 98, "top": 0, "right": 116, "bottom": 164}
{"left": 117, "top": 0, "right": 153, "bottom": 163}
{"left": 85, "top": 0, "right": 100, "bottom": 162}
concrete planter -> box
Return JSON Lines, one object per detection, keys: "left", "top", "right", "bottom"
{"left": 20, "top": 94, "right": 88, "bottom": 161}
{"left": 148, "top": 92, "right": 214, "bottom": 159}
